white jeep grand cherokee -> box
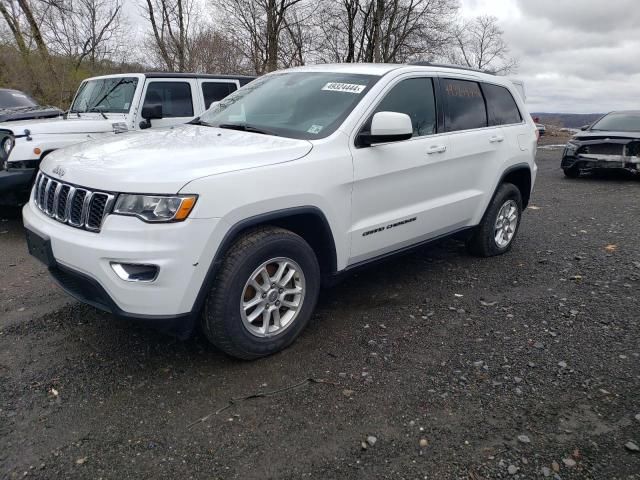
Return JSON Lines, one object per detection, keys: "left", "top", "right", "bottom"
{"left": 23, "top": 63, "right": 537, "bottom": 359}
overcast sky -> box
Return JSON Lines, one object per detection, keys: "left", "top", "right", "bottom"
{"left": 124, "top": 0, "right": 640, "bottom": 113}
{"left": 460, "top": 0, "right": 640, "bottom": 113}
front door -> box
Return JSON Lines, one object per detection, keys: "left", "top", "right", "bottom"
{"left": 349, "top": 75, "right": 454, "bottom": 265}
{"left": 137, "top": 79, "right": 198, "bottom": 129}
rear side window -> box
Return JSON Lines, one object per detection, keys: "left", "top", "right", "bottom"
{"left": 482, "top": 83, "right": 522, "bottom": 126}
{"left": 144, "top": 82, "right": 193, "bottom": 117}
{"left": 202, "top": 82, "right": 237, "bottom": 107}
{"left": 373, "top": 77, "right": 437, "bottom": 137}
{"left": 442, "top": 79, "right": 487, "bottom": 132}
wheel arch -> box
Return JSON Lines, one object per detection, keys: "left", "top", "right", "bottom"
{"left": 499, "top": 163, "right": 532, "bottom": 208}
{"left": 190, "top": 206, "right": 338, "bottom": 317}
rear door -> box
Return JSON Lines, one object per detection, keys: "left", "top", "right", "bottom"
{"left": 481, "top": 81, "right": 531, "bottom": 178}
{"left": 439, "top": 76, "right": 511, "bottom": 224}
{"left": 137, "top": 79, "right": 198, "bottom": 128}
{"left": 199, "top": 79, "right": 239, "bottom": 110}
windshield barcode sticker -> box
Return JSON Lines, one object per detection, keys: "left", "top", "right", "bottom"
{"left": 322, "top": 83, "right": 366, "bottom": 94}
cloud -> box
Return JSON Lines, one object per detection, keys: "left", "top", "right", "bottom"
{"left": 460, "top": 0, "right": 640, "bottom": 112}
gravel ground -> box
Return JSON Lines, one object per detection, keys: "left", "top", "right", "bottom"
{"left": 1, "top": 143, "right": 639, "bottom": 479}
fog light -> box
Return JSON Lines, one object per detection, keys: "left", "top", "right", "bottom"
{"left": 110, "top": 262, "right": 159, "bottom": 282}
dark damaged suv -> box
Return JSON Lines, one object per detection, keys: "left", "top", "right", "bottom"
{"left": 562, "top": 111, "right": 640, "bottom": 178}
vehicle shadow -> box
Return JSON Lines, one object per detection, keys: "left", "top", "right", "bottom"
{"left": 0, "top": 205, "right": 23, "bottom": 220}
{"left": 12, "top": 236, "right": 467, "bottom": 370}
{"left": 570, "top": 170, "right": 640, "bottom": 182}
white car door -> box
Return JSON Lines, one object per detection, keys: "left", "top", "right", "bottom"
{"left": 439, "top": 76, "right": 511, "bottom": 225}
{"left": 137, "top": 79, "right": 199, "bottom": 129}
{"left": 349, "top": 75, "right": 453, "bottom": 265}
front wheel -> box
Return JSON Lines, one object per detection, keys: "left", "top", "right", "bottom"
{"left": 466, "top": 183, "right": 523, "bottom": 257}
{"left": 563, "top": 167, "right": 580, "bottom": 178}
{"left": 201, "top": 227, "right": 320, "bottom": 360}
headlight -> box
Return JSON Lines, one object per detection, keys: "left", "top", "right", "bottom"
{"left": 113, "top": 194, "right": 197, "bottom": 222}
{"left": 565, "top": 140, "right": 579, "bottom": 155}
{"left": 1, "top": 136, "right": 14, "bottom": 155}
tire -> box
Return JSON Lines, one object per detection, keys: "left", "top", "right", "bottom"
{"left": 563, "top": 167, "right": 580, "bottom": 178}
{"left": 466, "top": 183, "right": 523, "bottom": 257}
{"left": 201, "top": 226, "right": 320, "bottom": 360}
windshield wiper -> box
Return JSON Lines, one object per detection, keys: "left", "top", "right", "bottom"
{"left": 88, "top": 107, "right": 108, "bottom": 119}
{"left": 218, "top": 123, "right": 278, "bottom": 136}
{"left": 64, "top": 109, "right": 81, "bottom": 119}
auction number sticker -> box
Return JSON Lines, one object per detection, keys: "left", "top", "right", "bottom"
{"left": 322, "top": 82, "right": 366, "bottom": 94}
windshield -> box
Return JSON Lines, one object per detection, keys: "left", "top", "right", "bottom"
{"left": 70, "top": 77, "right": 138, "bottom": 114}
{"left": 0, "top": 90, "right": 38, "bottom": 109}
{"left": 591, "top": 112, "right": 640, "bottom": 132}
{"left": 198, "top": 72, "right": 378, "bottom": 139}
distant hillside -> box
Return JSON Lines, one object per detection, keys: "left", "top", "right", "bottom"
{"left": 532, "top": 113, "right": 604, "bottom": 129}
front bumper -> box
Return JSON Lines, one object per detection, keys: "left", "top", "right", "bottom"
{"left": 561, "top": 154, "right": 640, "bottom": 173}
{"left": 23, "top": 198, "right": 225, "bottom": 321}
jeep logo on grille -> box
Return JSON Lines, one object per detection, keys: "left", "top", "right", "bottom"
{"left": 52, "top": 166, "right": 66, "bottom": 177}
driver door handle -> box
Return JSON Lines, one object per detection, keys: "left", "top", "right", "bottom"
{"left": 489, "top": 135, "right": 505, "bottom": 143}
{"left": 427, "top": 145, "right": 447, "bottom": 154}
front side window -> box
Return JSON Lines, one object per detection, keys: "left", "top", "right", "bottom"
{"left": 202, "top": 82, "right": 237, "bottom": 107}
{"left": 442, "top": 79, "right": 487, "bottom": 132}
{"left": 483, "top": 83, "right": 522, "bottom": 126}
{"left": 371, "top": 77, "right": 437, "bottom": 137}
{"left": 70, "top": 77, "right": 138, "bottom": 114}
{"left": 144, "top": 82, "right": 194, "bottom": 118}
{"left": 198, "top": 72, "right": 377, "bottom": 140}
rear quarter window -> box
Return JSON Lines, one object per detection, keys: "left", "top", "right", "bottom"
{"left": 202, "top": 82, "right": 237, "bottom": 107}
{"left": 442, "top": 79, "right": 487, "bottom": 132}
{"left": 482, "top": 83, "right": 522, "bottom": 126}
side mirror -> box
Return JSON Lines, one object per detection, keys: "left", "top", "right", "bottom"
{"left": 580, "top": 124, "right": 590, "bottom": 131}
{"left": 139, "top": 103, "right": 163, "bottom": 130}
{"left": 209, "top": 101, "right": 220, "bottom": 109}
{"left": 358, "top": 111, "right": 413, "bottom": 147}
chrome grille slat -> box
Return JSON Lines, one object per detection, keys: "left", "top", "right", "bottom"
{"left": 32, "top": 172, "right": 114, "bottom": 233}
{"left": 45, "top": 180, "right": 58, "bottom": 214}
{"left": 64, "top": 186, "right": 77, "bottom": 222}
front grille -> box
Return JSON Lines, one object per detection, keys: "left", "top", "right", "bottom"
{"left": 33, "top": 172, "right": 115, "bottom": 232}
{"left": 578, "top": 143, "right": 624, "bottom": 156}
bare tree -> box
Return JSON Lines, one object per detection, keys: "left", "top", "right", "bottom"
{"left": 0, "top": 0, "right": 56, "bottom": 96}
{"left": 42, "top": 0, "right": 124, "bottom": 70}
{"left": 186, "top": 24, "right": 250, "bottom": 74}
{"left": 212, "top": 0, "right": 307, "bottom": 74}
{"left": 0, "top": 0, "right": 55, "bottom": 61}
{"left": 317, "top": 0, "right": 458, "bottom": 64}
{"left": 142, "top": 0, "right": 196, "bottom": 71}
{"left": 448, "top": 15, "right": 517, "bottom": 74}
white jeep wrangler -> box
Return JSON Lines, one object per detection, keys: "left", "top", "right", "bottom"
{"left": 23, "top": 63, "right": 537, "bottom": 359}
{"left": 0, "top": 72, "right": 254, "bottom": 204}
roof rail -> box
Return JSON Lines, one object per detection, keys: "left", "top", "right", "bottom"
{"left": 409, "top": 61, "right": 495, "bottom": 76}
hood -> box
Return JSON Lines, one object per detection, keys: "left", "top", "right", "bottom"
{"left": 0, "top": 115, "right": 122, "bottom": 136}
{"left": 0, "top": 106, "right": 63, "bottom": 123}
{"left": 40, "top": 124, "right": 313, "bottom": 193}
{"left": 574, "top": 131, "right": 640, "bottom": 142}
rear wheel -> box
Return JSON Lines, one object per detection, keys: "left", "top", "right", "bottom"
{"left": 201, "top": 227, "right": 320, "bottom": 360}
{"left": 467, "top": 183, "right": 523, "bottom": 257}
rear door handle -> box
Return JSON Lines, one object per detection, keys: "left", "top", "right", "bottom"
{"left": 489, "top": 135, "right": 505, "bottom": 143}
{"left": 427, "top": 145, "right": 447, "bottom": 154}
